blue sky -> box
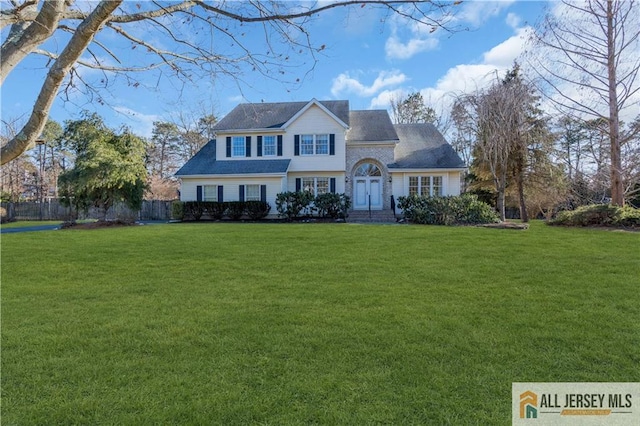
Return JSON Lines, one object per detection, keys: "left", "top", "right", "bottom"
{"left": 1, "top": 1, "right": 550, "bottom": 138}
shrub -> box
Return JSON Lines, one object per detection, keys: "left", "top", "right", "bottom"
{"left": 171, "top": 201, "right": 184, "bottom": 221}
{"left": 245, "top": 201, "right": 271, "bottom": 220}
{"left": 315, "top": 193, "right": 351, "bottom": 219}
{"left": 183, "top": 201, "right": 205, "bottom": 221}
{"left": 397, "top": 194, "right": 499, "bottom": 225}
{"left": 276, "top": 191, "right": 315, "bottom": 221}
{"left": 549, "top": 204, "right": 640, "bottom": 228}
{"left": 207, "top": 202, "right": 227, "bottom": 220}
{"left": 617, "top": 206, "right": 640, "bottom": 227}
{"left": 226, "top": 202, "right": 245, "bottom": 220}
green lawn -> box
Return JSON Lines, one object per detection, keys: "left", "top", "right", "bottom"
{"left": 2, "top": 222, "right": 639, "bottom": 424}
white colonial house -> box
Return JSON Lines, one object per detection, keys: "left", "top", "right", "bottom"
{"left": 175, "top": 99, "right": 465, "bottom": 216}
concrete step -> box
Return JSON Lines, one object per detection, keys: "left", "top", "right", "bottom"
{"left": 347, "top": 210, "right": 399, "bottom": 223}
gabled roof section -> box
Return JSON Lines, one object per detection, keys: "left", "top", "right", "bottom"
{"left": 388, "top": 124, "right": 465, "bottom": 169}
{"left": 347, "top": 110, "right": 399, "bottom": 142}
{"left": 213, "top": 99, "right": 350, "bottom": 131}
{"left": 282, "top": 99, "right": 350, "bottom": 129}
{"left": 174, "top": 140, "right": 290, "bottom": 176}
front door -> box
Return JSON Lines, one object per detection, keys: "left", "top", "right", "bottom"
{"left": 354, "top": 177, "right": 382, "bottom": 210}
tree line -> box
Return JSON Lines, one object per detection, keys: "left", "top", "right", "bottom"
{"left": 0, "top": 112, "right": 215, "bottom": 219}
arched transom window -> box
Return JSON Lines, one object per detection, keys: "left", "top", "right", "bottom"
{"left": 355, "top": 163, "right": 382, "bottom": 177}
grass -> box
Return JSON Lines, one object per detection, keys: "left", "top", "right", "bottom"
{"left": 2, "top": 222, "right": 639, "bottom": 424}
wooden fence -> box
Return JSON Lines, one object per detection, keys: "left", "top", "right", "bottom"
{"left": 1, "top": 199, "right": 175, "bottom": 222}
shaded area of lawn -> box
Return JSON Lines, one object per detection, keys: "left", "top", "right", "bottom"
{"left": 2, "top": 222, "right": 639, "bottom": 423}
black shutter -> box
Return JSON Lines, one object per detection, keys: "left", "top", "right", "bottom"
{"left": 239, "top": 185, "right": 245, "bottom": 202}
{"left": 329, "top": 134, "right": 335, "bottom": 155}
{"left": 217, "top": 185, "right": 224, "bottom": 202}
{"left": 277, "top": 135, "right": 283, "bottom": 156}
{"left": 260, "top": 185, "right": 267, "bottom": 202}
{"left": 295, "top": 178, "right": 301, "bottom": 192}
{"left": 294, "top": 135, "right": 300, "bottom": 156}
{"left": 330, "top": 178, "right": 336, "bottom": 193}
{"left": 196, "top": 185, "right": 203, "bottom": 201}
{"left": 226, "top": 137, "right": 231, "bottom": 157}
{"left": 245, "top": 136, "right": 251, "bottom": 157}
{"left": 257, "top": 136, "right": 262, "bottom": 157}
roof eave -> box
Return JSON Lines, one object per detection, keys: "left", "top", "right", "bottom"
{"left": 387, "top": 167, "right": 467, "bottom": 172}
{"left": 176, "top": 172, "right": 289, "bottom": 179}
{"left": 213, "top": 128, "right": 283, "bottom": 135}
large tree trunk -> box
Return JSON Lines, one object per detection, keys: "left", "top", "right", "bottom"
{"left": 607, "top": 0, "right": 624, "bottom": 206}
{"left": 516, "top": 172, "right": 529, "bottom": 222}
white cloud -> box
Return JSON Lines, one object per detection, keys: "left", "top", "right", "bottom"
{"left": 370, "top": 88, "right": 406, "bottom": 109}
{"left": 383, "top": 0, "right": 515, "bottom": 61}
{"left": 455, "top": 0, "right": 515, "bottom": 27}
{"left": 385, "top": 34, "right": 439, "bottom": 60}
{"left": 331, "top": 70, "right": 407, "bottom": 98}
{"left": 114, "top": 106, "right": 162, "bottom": 138}
{"left": 506, "top": 12, "right": 521, "bottom": 29}
{"left": 482, "top": 27, "right": 529, "bottom": 68}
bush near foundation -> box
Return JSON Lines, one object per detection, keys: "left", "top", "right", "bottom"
{"left": 180, "top": 201, "right": 270, "bottom": 221}
{"left": 397, "top": 194, "right": 500, "bottom": 225}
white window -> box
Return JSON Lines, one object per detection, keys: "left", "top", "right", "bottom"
{"left": 203, "top": 185, "right": 218, "bottom": 202}
{"left": 316, "top": 134, "right": 329, "bottom": 155}
{"left": 301, "top": 177, "right": 330, "bottom": 196}
{"left": 299, "top": 134, "right": 330, "bottom": 155}
{"left": 232, "top": 136, "right": 245, "bottom": 157}
{"left": 409, "top": 176, "right": 444, "bottom": 197}
{"left": 300, "top": 135, "right": 314, "bottom": 155}
{"left": 432, "top": 176, "right": 443, "bottom": 196}
{"left": 263, "top": 135, "right": 276, "bottom": 156}
{"left": 316, "top": 178, "right": 329, "bottom": 195}
{"left": 246, "top": 184, "right": 260, "bottom": 201}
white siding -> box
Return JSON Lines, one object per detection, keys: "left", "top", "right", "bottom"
{"left": 180, "top": 177, "right": 285, "bottom": 215}
{"left": 286, "top": 105, "right": 346, "bottom": 172}
{"left": 286, "top": 172, "right": 346, "bottom": 194}
{"left": 390, "top": 170, "right": 463, "bottom": 214}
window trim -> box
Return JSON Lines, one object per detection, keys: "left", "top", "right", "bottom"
{"left": 408, "top": 175, "right": 444, "bottom": 197}
{"left": 203, "top": 185, "right": 218, "bottom": 202}
{"left": 299, "top": 134, "right": 330, "bottom": 156}
{"left": 262, "top": 135, "right": 276, "bottom": 157}
{"left": 231, "top": 136, "right": 245, "bottom": 158}
{"left": 301, "top": 177, "right": 331, "bottom": 196}
{"left": 245, "top": 184, "right": 261, "bottom": 201}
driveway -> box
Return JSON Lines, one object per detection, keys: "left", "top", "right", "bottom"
{"left": 1, "top": 224, "right": 61, "bottom": 234}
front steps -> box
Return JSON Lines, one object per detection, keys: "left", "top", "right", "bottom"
{"left": 347, "top": 209, "right": 400, "bottom": 223}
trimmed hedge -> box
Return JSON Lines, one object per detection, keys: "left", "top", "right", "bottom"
{"left": 548, "top": 204, "right": 640, "bottom": 228}
{"left": 179, "top": 201, "right": 271, "bottom": 221}
{"left": 397, "top": 194, "right": 500, "bottom": 225}
{"left": 275, "top": 191, "right": 350, "bottom": 221}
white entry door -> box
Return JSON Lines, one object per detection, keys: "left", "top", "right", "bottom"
{"left": 354, "top": 177, "right": 382, "bottom": 210}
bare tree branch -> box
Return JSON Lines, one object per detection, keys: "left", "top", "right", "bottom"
{"left": 2, "top": 0, "right": 123, "bottom": 165}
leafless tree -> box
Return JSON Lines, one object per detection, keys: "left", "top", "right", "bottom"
{"left": 1, "top": 0, "right": 461, "bottom": 165}
{"left": 458, "top": 65, "right": 543, "bottom": 221}
{"left": 527, "top": 0, "right": 640, "bottom": 206}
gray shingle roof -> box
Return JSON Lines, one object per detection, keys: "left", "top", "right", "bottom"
{"left": 388, "top": 124, "right": 465, "bottom": 169}
{"left": 175, "top": 140, "right": 291, "bottom": 176}
{"left": 214, "top": 100, "right": 350, "bottom": 130}
{"left": 347, "top": 110, "right": 399, "bottom": 142}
